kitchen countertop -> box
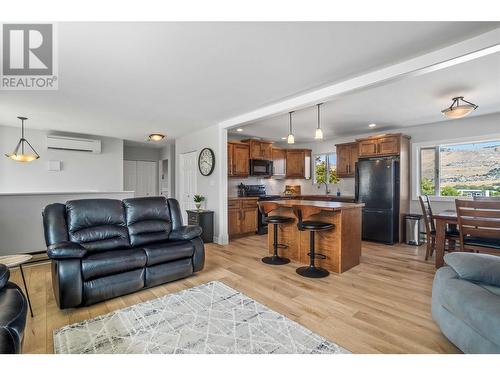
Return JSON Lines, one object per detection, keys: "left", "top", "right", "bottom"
{"left": 228, "top": 196, "right": 260, "bottom": 200}
{"left": 268, "top": 199, "right": 364, "bottom": 211}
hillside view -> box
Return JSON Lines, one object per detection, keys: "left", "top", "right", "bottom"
{"left": 421, "top": 140, "right": 500, "bottom": 197}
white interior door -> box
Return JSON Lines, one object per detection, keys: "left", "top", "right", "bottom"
{"left": 123, "top": 160, "right": 137, "bottom": 194}
{"left": 179, "top": 151, "right": 198, "bottom": 221}
{"left": 136, "top": 161, "right": 158, "bottom": 197}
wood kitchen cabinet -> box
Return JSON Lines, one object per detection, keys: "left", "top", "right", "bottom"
{"left": 286, "top": 149, "right": 311, "bottom": 179}
{"left": 335, "top": 142, "right": 358, "bottom": 178}
{"left": 227, "top": 141, "right": 250, "bottom": 177}
{"left": 242, "top": 139, "right": 273, "bottom": 160}
{"left": 272, "top": 148, "right": 286, "bottom": 176}
{"left": 228, "top": 198, "right": 258, "bottom": 238}
{"left": 357, "top": 134, "right": 407, "bottom": 157}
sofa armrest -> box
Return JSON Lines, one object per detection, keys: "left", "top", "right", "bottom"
{"left": 0, "top": 264, "right": 9, "bottom": 290}
{"left": 169, "top": 225, "right": 203, "bottom": 241}
{"left": 444, "top": 252, "right": 500, "bottom": 287}
{"left": 47, "top": 241, "right": 87, "bottom": 259}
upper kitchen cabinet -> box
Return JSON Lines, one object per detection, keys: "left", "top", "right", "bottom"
{"left": 286, "top": 149, "right": 311, "bottom": 179}
{"left": 356, "top": 133, "right": 409, "bottom": 158}
{"left": 272, "top": 148, "right": 286, "bottom": 177}
{"left": 335, "top": 142, "right": 358, "bottom": 178}
{"left": 227, "top": 141, "right": 250, "bottom": 177}
{"left": 242, "top": 139, "right": 273, "bottom": 160}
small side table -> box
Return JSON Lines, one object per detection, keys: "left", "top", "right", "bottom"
{"left": 187, "top": 210, "right": 214, "bottom": 243}
{"left": 0, "top": 254, "right": 34, "bottom": 317}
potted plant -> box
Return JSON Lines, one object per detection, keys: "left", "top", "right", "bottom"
{"left": 193, "top": 194, "right": 205, "bottom": 210}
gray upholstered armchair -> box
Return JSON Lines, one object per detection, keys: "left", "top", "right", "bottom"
{"left": 432, "top": 252, "right": 500, "bottom": 353}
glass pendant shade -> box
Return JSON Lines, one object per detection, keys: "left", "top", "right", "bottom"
{"left": 441, "top": 97, "right": 478, "bottom": 119}
{"left": 314, "top": 103, "right": 324, "bottom": 140}
{"left": 287, "top": 111, "right": 295, "bottom": 144}
{"left": 5, "top": 117, "right": 40, "bottom": 162}
{"left": 314, "top": 128, "right": 323, "bottom": 140}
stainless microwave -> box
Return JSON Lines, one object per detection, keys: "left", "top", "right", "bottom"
{"left": 250, "top": 159, "right": 273, "bottom": 176}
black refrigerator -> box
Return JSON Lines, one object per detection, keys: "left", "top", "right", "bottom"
{"left": 355, "top": 158, "right": 400, "bottom": 244}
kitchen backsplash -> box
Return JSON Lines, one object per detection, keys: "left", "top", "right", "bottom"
{"left": 228, "top": 177, "right": 355, "bottom": 197}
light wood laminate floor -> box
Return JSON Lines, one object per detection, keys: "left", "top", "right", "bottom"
{"left": 10, "top": 235, "right": 460, "bottom": 354}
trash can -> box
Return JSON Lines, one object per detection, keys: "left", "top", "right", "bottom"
{"left": 405, "top": 214, "right": 423, "bottom": 246}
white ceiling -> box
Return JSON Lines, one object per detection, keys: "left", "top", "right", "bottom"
{"left": 0, "top": 22, "right": 498, "bottom": 145}
{"left": 233, "top": 52, "right": 500, "bottom": 143}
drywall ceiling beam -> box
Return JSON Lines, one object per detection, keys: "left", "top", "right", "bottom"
{"left": 218, "top": 27, "right": 500, "bottom": 129}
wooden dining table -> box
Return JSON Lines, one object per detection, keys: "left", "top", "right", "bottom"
{"left": 433, "top": 210, "right": 458, "bottom": 268}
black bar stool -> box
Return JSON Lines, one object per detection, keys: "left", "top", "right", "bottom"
{"left": 258, "top": 202, "right": 294, "bottom": 265}
{"left": 293, "top": 206, "right": 334, "bottom": 278}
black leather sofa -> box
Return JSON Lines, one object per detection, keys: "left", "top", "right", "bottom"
{"left": 42, "top": 197, "right": 205, "bottom": 309}
{"left": 0, "top": 264, "right": 28, "bottom": 354}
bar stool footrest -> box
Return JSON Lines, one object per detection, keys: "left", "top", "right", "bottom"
{"left": 306, "top": 252, "right": 327, "bottom": 260}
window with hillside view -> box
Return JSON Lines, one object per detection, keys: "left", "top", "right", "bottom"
{"left": 314, "top": 153, "right": 339, "bottom": 184}
{"left": 419, "top": 140, "right": 500, "bottom": 197}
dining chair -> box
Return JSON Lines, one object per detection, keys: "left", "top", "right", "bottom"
{"left": 418, "top": 195, "right": 458, "bottom": 260}
{"left": 455, "top": 199, "right": 500, "bottom": 254}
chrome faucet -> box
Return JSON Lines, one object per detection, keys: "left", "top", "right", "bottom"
{"left": 319, "top": 181, "right": 330, "bottom": 195}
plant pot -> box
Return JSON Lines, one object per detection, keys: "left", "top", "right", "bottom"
{"left": 195, "top": 202, "right": 202, "bottom": 210}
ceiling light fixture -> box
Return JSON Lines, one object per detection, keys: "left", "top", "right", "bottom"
{"left": 148, "top": 133, "right": 165, "bottom": 142}
{"left": 314, "top": 103, "right": 324, "bottom": 140}
{"left": 441, "top": 96, "right": 478, "bottom": 119}
{"left": 236, "top": 128, "right": 243, "bottom": 132}
{"left": 5, "top": 116, "right": 40, "bottom": 162}
{"left": 287, "top": 111, "right": 295, "bottom": 144}
{"left": 368, "top": 123, "right": 377, "bottom": 128}
{"left": 281, "top": 137, "right": 287, "bottom": 140}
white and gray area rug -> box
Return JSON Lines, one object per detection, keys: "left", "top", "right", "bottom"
{"left": 54, "top": 280, "right": 349, "bottom": 354}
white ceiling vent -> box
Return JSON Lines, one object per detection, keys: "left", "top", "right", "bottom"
{"left": 46, "top": 135, "right": 101, "bottom": 153}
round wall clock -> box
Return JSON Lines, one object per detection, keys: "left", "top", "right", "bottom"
{"left": 198, "top": 147, "right": 215, "bottom": 176}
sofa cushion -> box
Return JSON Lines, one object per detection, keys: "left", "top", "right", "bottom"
{"left": 438, "top": 271, "right": 500, "bottom": 348}
{"left": 82, "top": 248, "right": 147, "bottom": 280}
{"left": 445, "top": 252, "right": 500, "bottom": 287}
{"left": 123, "top": 197, "right": 172, "bottom": 247}
{"left": 66, "top": 199, "right": 129, "bottom": 251}
{"left": 143, "top": 241, "right": 194, "bottom": 266}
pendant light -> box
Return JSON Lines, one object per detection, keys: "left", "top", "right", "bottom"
{"left": 287, "top": 111, "right": 295, "bottom": 144}
{"left": 441, "top": 96, "right": 478, "bottom": 119}
{"left": 314, "top": 103, "right": 324, "bottom": 140}
{"left": 5, "top": 117, "right": 40, "bottom": 162}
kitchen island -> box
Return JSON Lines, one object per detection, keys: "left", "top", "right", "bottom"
{"left": 265, "top": 200, "right": 364, "bottom": 273}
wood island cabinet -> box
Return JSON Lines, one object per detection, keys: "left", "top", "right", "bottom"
{"left": 335, "top": 142, "right": 358, "bottom": 178}
{"left": 227, "top": 142, "right": 250, "bottom": 177}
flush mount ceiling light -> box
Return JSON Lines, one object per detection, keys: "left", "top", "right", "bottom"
{"left": 287, "top": 111, "right": 295, "bottom": 144}
{"left": 314, "top": 103, "right": 324, "bottom": 140}
{"left": 148, "top": 133, "right": 165, "bottom": 142}
{"left": 368, "top": 123, "right": 377, "bottom": 128}
{"left": 5, "top": 116, "right": 40, "bottom": 162}
{"left": 236, "top": 128, "right": 243, "bottom": 132}
{"left": 441, "top": 96, "right": 478, "bottom": 119}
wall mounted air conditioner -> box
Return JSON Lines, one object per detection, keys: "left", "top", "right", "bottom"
{"left": 46, "top": 135, "right": 101, "bottom": 153}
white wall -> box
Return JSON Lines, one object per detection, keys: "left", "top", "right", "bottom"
{"left": 0, "top": 125, "right": 124, "bottom": 192}
{"left": 175, "top": 124, "right": 226, "bottom": 243}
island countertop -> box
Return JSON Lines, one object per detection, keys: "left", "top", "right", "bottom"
{"left": 267, "top": 199, "right": 364, "bottom": 210}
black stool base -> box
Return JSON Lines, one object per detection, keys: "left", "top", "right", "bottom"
{"left": 262, "top": 256, "right": 290, "bottom": 265}
{"left": 296, "top": 265, "right": 329, "bottom": 278}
